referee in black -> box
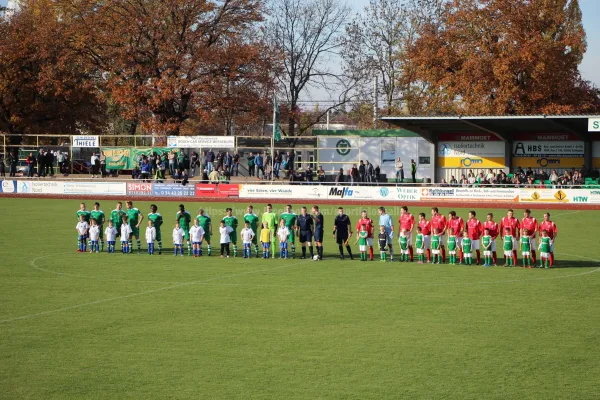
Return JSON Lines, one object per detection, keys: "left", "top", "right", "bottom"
{"left": 333, "top": 207, "right": 354, "bottom": 260}
{"left": 296, "top": 206, "right": 314, "bottom": 259}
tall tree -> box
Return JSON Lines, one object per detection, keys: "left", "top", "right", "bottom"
{"left": 59, "top": 0, "right": 277, "bottom": 136}
{"left": 0, "top": 1, "right": 105, "bottom": 142}
{"left": 404, "top": 0, "right": 600, "bottom": 115}
{"left": 266, "top": 0, "right": 358, "bottom": 137}
{"left": 341, "top": 0, "right": 443, "bottom": 116}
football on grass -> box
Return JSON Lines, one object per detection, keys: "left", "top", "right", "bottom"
{"left": 313, "top": 255, "right": 319, "bottom": 261}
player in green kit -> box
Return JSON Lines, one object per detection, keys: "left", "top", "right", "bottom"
{"left": 355, "top": 224, "right": 369, "bottom": 261}
{"left": 280, "top": 204, "right": 297, "bottom": 258}
{"left": 148, "top": 204, "right": 164, "bottom": 254}
{"left": 503, "top": 227, "right": 516, "bottom": 267}
{"left": 520, "top": 228, "right": 532, "bottom": 268}
{"left": 431, "top": 229, "right": 441, "bottom": 264}
{"left": 110, "top": 202, "right": 127, "bottom": 243}
{"left": 447, "top": 228, "right": 457, "bottom": 265}
{"left": 481, "top": 228, "right": 492, "bottom": 267}
{"left": 90, "top": 202, "right": 106, "bottom": 252}
{"left": 461, "top": 232, "right": 472, "bottom": 265}
{"left": 243, "top": 205, "right": 260, "bottom": 257}
{"left": 262, "top": 204, "right": 278, "bottom": 258}
{"left": 538, "top": 229, "right": 552, "bottom": 269}
{"left": 125, "top": 200, "right": 144, "bottom": 254}
{"left": 399, "top": 229, "right": 409, "bottom": 262}
{"left": 196, "top": 209, "right": 212, "bottom": 256}
{"left": 415, "top": 226, "right": 425, "bottom": 264}
{"left": 76, "top": 203, "right": 91, "bottom": 249}
{"left": 223, "top": 208, "right": 239, "bottom": 257}
{"left": 176, "top": 204, "right": 192, "bottom": 256}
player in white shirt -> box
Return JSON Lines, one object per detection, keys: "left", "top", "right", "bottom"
{"left": 104, "top": 221, "right": 118, "bottom": 254}
{"left": 145, "top": 220, "right": 157, "bottom": 255}
{"left": 172, "top": 222, "right": 185, "bottom": 256}
{"left": 219, "top": 220, "right": 233, "bottom": 257}
{"left": 88, "top": 220, "right": 101, "bottom": 253}
{"left": 120, "top": 216, "right": 133, "bottom": 254}
{"left": 277, "top": 219, "right": 290, "bottom": 259}
{"left": 76, "top": 215, "right": 89, "bottom": 253}
{"left": 240, "top": 221, "right": 255, "bottom": 258}
{"left": 189, "top": 219, "right": 205, "bottom": 257}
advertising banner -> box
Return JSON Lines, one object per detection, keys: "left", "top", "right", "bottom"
{"left": 195, "top": 183, "right": 240, "bottom": 198}
{"left": 437, "top": 141, "right": 506, "bottom": 168}
{"left": 420, "top": 187, "right": 518, "bottom": 201}
{"left": 103, "top": 147, "right": 171, "bottom": 170}
{"left": 518, "top": 188, "right": 570, "bottom": 203}
{"left": 0, "top": 180, "right": 16, "bottom": 193}
{"left": 127, "top": 182, "right": 153, "bottom": 196}
{"left": 239, "top": 185, "right": 328, "bottom": 199}
{"left": 376, "top": 186, "right": 421, "bottom": 201}
{"left": 167, "top": 136, "right": 235, "bottom": 149}
{"left": 16, "top": 181, "right": 65, "bottom": 194}
{"left": 152, "top": 183, "right": 195, "bottom": 197}
{"left": 589, "top": 118, "right": 600, "bottom": 132}
{"left": 63, "top": 182, "right": 126, "bottom": 195}
{"left": 72, "top": 135, "right": 99, "bottom": 148}
{"left": 512, "top": 141, "right": 584, "bottom": 168}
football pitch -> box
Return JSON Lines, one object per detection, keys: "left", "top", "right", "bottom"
{"left": 1, "top": 198, "right": 599, "bottom": 399}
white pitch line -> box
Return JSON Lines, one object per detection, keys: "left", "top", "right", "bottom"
{"left": 0, "top": 258, "right": 309, "bottom": 324}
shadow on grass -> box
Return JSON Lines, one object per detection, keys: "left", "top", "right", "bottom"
{"left": 548, "top": 259, "right": 600, "bottom": 269}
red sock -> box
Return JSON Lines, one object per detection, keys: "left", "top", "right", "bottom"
{"left": 550, "top": 252, "right": 554, "bottom": 267}
{"left": 531, "top": 249, "right": 537, "bottom": 264}
{"left": 426, "top": 249, "right": 431, "bottom": 262}
{"left": 369, "top": 247, "right": 373, "bottom": 260}
{"left": 493, "top": 251, "right": 497, "bottom": 264}
{"left": 409, "top": 246, "right": 413, "bottom": 261}
{"left": 458, "top": 249, "right": 463, "bottom": 264}
{"left": 512, "top": 255, "right": 517, "bottom": 266}
{"left": 441, "top": 247, "right": 446, "bottom": 263}
{"left": 476, "top": 250, "right": 481, "bottom": 264}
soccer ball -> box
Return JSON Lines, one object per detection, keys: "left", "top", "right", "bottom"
{"left": 313, "top": 255, "right": 320, "bottom": 261}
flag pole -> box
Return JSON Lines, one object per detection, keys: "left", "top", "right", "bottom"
{"left": 271, "top": 99, "right": 275, "bottom": 183}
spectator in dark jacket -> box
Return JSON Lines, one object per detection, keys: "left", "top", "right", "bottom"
{"left": 358, "top": 160, "right": 366, "bottom": 182}
{"left": 26, "top": 153, "right": 36, "bottom": 177}
{"left": 206, "top": 150, "right": 215, "bottom": 173}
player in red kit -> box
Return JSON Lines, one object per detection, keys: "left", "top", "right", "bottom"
{"left": 399, "top": 206, "right": 415, "bottom": 261}
{"left": 356, "top": 210, "right": 375, "bottom": 261}
{"left": 539, "top": 212, "right": 558, "bottom": 266}
{"left": 483, "top": 213, "right": 499, "bottom": 265}
{"left": 521, "top": 209, "right": 539, "bottom": 264}
{"left": 500, "top": 209, "right": 520, "bottom": 263}
{"left": 431, "top": 207, "right": 447, "bottom": 263}
{"left": 467, "top": 210, "right": 483, "bottom": 264}
{"left": 418, "top": 212, "right": 432, "bottom": 262}
{"left": 447, "top": 211, "right": 465, "bottom": 263}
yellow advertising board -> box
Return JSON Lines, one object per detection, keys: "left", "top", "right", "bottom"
{"left": 438, "top": 157, "right": 506, "bottom": 168}
{"left": 512, "top": 157, "right": 584, "bottom": 169}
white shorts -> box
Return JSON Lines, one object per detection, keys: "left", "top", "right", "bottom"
{"left": 550, "top": 243, "right": 554, "bottom": 252}
{"left": 456, "top": 237, "right": 463, "bottom": 247}
{"left": 366, "top": 238, "right": 373, "bottom": 247}
{"left": 541, "top": 252, "right": 550, "bottom": 258}
{"left": 432, "top": 249, "right": 440, "bottom": 255}
{"left": 360, "top": 245, "right": 366, "bottom": 252}
{"left": 438, "top": 235, "right": 445, "bottom": 245}
{"left": 522, "top": 251, "right": 530, "bottom": 256}
{"left": 403, "top": 231, "right": 412, "bottom": 246}
{"left": 416, "top": 248, "right": 424, "bottom": 254}
{"left": 483, "top": 250, "right": 492, "bottom": 256}
{"left": 401, "top": 249, "right": 409, "bottom": 255}
{"left": 489, "top": 241, "right": 497, "bottom": 252}
{"left": 449, "top": 250, "right": 456, "bottom": 255}
{"left": 423, "top": 235, "right": 431, "bottom": 249}
{"left": 464, "top": 253, "right": 472, "bottom": 258}
{"left": 529, "top": 238, "right": 537, "bottom": 249}
{"left": 471, "top": 240, "right": 480, "bottom": 250}
{"left": 504, "top": 251, "right": 513, "bottom": 257}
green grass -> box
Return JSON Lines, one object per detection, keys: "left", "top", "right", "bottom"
{"left": 1, "top": 198, "right": 599, "bottom": 399}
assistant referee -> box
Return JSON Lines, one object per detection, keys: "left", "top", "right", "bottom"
{"left": 333, "top": 207, "right": 353, "bottom": 260}
{"left": 296, "top": 206, "right": 314, "bottom": 259}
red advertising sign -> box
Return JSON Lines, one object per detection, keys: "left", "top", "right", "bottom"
{"left": 438, "top": 133, "right": 501, "bottom": 141}
{"left": 127, "top": 182, "right": 153, "bottom": 195}
{"left": 195, "top": 183, "right": 239, "bottom": 198}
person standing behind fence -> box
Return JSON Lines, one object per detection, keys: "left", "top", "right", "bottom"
{"left": 232, "top": 151, "right": 240, "bottom": 176}
{"left": 273, "top": 151, "right": 282, "bottom": 179}
{"left": 26, "top": 152, "right": 36, "bottom": 177}
{"left": 359, "top": 160, "right": 366, "bottom": 182}
{"left": 224, "top": 151, "right": 233, "bottom": 177}
{"left": 247, "top": 152, "right": 255, "bottom": 177}
{"left": 366, "top": 160, "right": 374, "bottom": 183}
{"left": 8, "top": 151, "right": 17, "bottom": 177}
{"left": 47, "top": 150, "right": 54, "bottom": 176}
{"left": 206, "top": 149, "right": 215, "bottom": 173}
{"left": 411, "top": 159, "right": 417, "bottom": 183}
{"left": 395, "top": 157, "right": 404, "bottom": 183}
{"left": 99, "top": 151, "right": 107, "bottom": 177}
{"left": 168, "top": 151, "right": 176, "bottom": 176}
{"left": 255, "top": 152, "right": 264, "bottom": 179}
{"left": 0, "top": 156, "right": 5, "bottom": 177}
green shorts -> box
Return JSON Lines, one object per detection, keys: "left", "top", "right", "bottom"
{"left": 251, "top": 235, "right": 258, "bottom": 245}
{"left": 155, "top": 229, "right": 162, "bottom": 242}
{"left": 229, "top": 231, "right": 237, "bottom": 244}
{"left": 287, "top": 230, "right": 295, "bottom": 244}
{"left": 130, "top": 225, "right": 140, "bottom": 238}
{"left": 98, "top": 225, "right": 104, "bottom": 240}
{"left": 203, "top": 232, "right": 211, "bottom": 243}
{"left": 183, "top": 228, "right": 190, "bottom": 241}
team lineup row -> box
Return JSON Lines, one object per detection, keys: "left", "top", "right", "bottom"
{"left": 73, "top": 201, "right": 559, "bottom": 268}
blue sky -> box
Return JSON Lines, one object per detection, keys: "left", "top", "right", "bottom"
{"left": 2, "top": 0, "right": 598, "bottom": 88}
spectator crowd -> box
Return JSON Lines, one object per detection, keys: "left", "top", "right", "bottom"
{"left": 439, "top": 167, "right": 593, "bottom": 187}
